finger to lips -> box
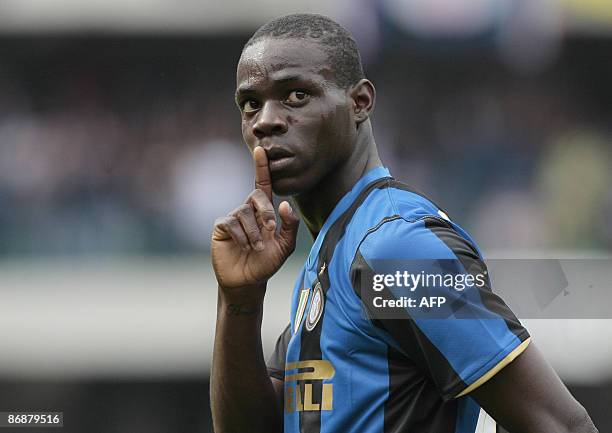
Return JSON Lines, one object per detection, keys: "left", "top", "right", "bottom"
{"left": 253, "top": 146, "right": 273, "bottom": 201}
{"left": 234, "top": 204, "right": 264, "bottom": 251}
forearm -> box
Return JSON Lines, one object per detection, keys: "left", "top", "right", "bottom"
{"left": 210, "top": 288, "right": 282, "bottom": 433}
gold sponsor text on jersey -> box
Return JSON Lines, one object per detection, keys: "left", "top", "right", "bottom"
{"left": 284, "top": 360, "right": 334, "bottom": 412}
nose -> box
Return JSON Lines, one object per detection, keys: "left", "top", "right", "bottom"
{"left": 252, "top": 101, "right": 288, "bottom": 139}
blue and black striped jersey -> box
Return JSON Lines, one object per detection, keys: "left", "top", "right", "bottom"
{"left": 267, "top": 166, "right": 530, "bottom": 433}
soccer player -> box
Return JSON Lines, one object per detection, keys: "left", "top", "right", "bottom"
{"left": 210, "top": 13, "right": 598, "bottom": 433}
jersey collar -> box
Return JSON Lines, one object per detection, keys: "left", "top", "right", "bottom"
{"left": 306, "top": 166, "right": 392, "bottom": 269}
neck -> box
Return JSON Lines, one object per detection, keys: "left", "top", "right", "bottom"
{"left": 293, "top": 122, "right": 382, "bottom": 238}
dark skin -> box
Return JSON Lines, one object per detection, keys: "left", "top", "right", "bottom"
{"left": 210, "top": 37, "right": 598, "bottom": 433}
{"left": 234, "top": 37, "right": 381, "bottom": 236}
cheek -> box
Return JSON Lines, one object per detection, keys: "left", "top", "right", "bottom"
{"left": 334, "top": 104, "right": 355, "bottom": 146}
{"left": 315, "top": 104, "right": 353, "bottom": 157}
{"left": 241, "top": 121, "right": 255, "bottom": 149}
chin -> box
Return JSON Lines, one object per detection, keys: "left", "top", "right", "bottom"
{"left": 271, "top": 180, "right": 301, "bottom": 197}
{"left": 271, "top": 173, "right": 316, "bottom": 197}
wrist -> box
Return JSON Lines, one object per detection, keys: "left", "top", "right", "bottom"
{"left": 217, "top": 283, "right": 267, "bottom": 309}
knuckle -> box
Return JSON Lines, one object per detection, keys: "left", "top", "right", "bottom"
{"left": 250, "top": 189, "right": 272, "bottom": 206}
{"left": 215, "top": 217, "right": 230, "bottom": 229}
{"left": 248, "top": 189, "right": 263, "bottom": 200}
{"left": 253, "top": 188, "right": 267, "bottom": 199}
{"left": 261, "top": 209, "right": 276, "bottom": 219}
{"left": 236, "top": 204, "right": 252, "bottom": 217}
{"left": 247, "top": 227, "right": 262, "bottom": 239}
{"left": 226, "top": 217, "right": 240, "bottom": 228}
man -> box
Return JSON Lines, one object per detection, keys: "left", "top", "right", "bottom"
{"left": 210, "top": 13, "right": 597, "bottom": 433}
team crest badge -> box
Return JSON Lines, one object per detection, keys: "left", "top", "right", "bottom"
{"left": 305, "top": 282, "right": 324, "bottom": 331}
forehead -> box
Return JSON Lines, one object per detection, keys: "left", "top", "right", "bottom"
{"left": 236, "top": 38, "right": 334, "bottom": 90}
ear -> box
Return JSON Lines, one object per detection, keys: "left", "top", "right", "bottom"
{"left": 349, "top": 79, "right": 376, "bottom": 125}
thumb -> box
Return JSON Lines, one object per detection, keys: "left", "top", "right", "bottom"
{"left": 277, "top": 201, "right": 300, "bottom": 251}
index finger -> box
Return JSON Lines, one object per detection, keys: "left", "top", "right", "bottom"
{"left": 253, "top": 146, "right": 273, "bottom": 201}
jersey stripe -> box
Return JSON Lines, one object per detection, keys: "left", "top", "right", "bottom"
{"left": 299, "top": 274, "right": 324, "bottom": 432}
{"left": 298, "top": 176, "right": 392, "bottom": 433}
{"left": 350, "top": 249, "right": 469, "bottom": 396}
{"left": 384, "top": 344, "right": 458, "bottom": 433}
{"left": 423, "top": 217, "right": 528, "bottom": 341}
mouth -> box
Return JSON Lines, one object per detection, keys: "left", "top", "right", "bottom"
{"left": 265, "top": 146, "right": 294, "bottom": 160}
{"left": 265, "top": 147, "right": 296, "bottom": 172}
{"left": 268, "top": 155, "right": 296, "bottom": 172}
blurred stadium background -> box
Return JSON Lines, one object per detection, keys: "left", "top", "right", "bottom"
{"left": 0, "top": 0, "right": 610, "bottom": 431}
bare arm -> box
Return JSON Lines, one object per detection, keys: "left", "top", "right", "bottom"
{"left": 210, "top": 147, "right": 299, "bottom": 433}
{"left": 211, "top": 287, "right": 283, "bottom": 433}
{"left": 471, "top": 342, "right": 598, "bottom": 433}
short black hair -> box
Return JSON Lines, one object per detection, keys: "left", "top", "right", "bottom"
{"left": 243, "top": 13, "right": 365, "bottom": 89}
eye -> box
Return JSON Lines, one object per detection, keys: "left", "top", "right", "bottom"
{"left": 242, "top": 99, "right": 260, "bottom": 113}
{"left": 286, "top": 90, "right": 309, "bottom": 104}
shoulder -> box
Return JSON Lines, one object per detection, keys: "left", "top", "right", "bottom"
{"left": 334, "top": 179, "right": 482, "bottom": 282}
{"left": 341, "top": 180, "right": 442, "bottom": 243}
{"left": 357, "top": 215, "right": 481, "bottom": 262}
{"left": 345, "top": 179, "right": 480, "bottom": 262}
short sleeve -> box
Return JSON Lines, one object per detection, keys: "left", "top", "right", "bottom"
{"left": 350, "top": 216, "right": 530, "bottom": 400}
{"left": 267, "top": 323, "right": 291, "bottom": 381}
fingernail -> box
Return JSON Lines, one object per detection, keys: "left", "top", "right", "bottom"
{"left": 266, "top": 220, "right": 276, "bottom": 231}
{"left": 255, "top": 241, "right": 264, "bottom": 251}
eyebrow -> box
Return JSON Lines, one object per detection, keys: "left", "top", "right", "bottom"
{"left": 235, "top": 73, "right": 310, "bottom": 98}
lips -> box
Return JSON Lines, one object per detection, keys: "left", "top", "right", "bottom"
{"left": 264, "top": 146, "right": 296, "bottom": 172}
{"left": 265, "top": 146, "right": 294, "bottom": 160}
{"left": 268, "top": 155, "right": 295, "bottom": 172}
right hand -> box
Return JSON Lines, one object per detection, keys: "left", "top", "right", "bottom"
{"left": 211, "top": 146, "right": 300, "bottom": 293}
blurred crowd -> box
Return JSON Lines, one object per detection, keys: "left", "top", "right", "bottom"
{"left": 0, "top": 34, "right": 610, "bottom": 256}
